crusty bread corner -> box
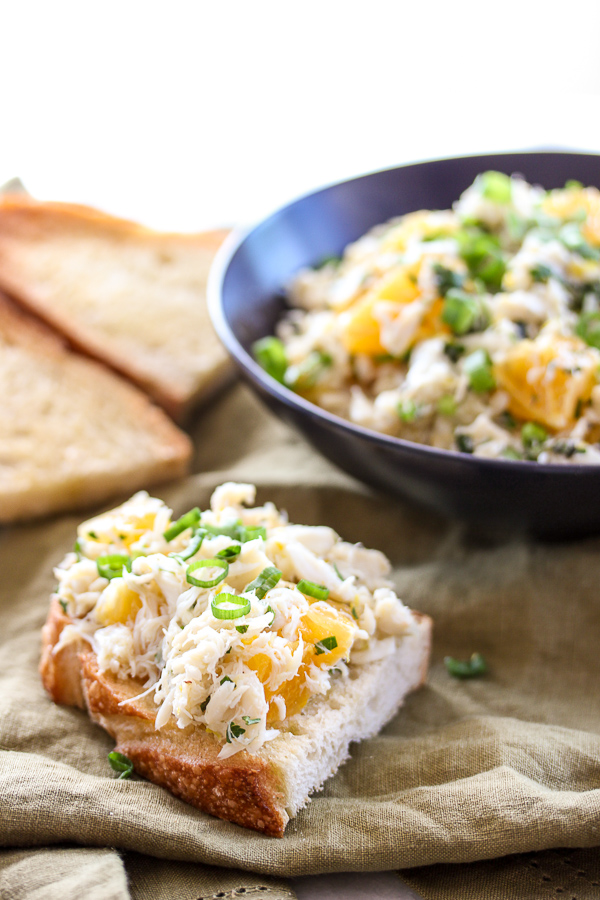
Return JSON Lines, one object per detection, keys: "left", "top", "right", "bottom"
{"left": 0, "top": 293, "right": 192, "bottom": 523}
{"left": 0, "top": 195, "right": 233, "bottom": 421}
{"left": 40, "top": 597, "right": 432, "bottom": 836}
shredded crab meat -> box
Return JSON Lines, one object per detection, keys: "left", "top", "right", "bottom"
{"left": 53, "top": 484, "right": 418, "bottom": 757}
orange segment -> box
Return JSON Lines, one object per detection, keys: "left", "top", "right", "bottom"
{"left": 495, "top": 334, "right": 597, "bottom": 431}
{"left": 340, "top": 265, "right": 421, "bottom": 355}
{"left": 246, "top": 602, "right": 357, "bottom": 722}
{"left": 95, "top": 581, "right": 142, "bottom": 625}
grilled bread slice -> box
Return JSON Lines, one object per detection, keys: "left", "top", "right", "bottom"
{"left": 0, "top": 196, "right": 232, "bottom": 421}
{"left": 0, "top": 294, "right": 191, "bottom": 522}
{"left": 41, "top": 596, "right": 431, "bottom": 836}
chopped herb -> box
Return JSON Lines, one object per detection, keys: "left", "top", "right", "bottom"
{"left": 576, "top": 311, "right": 600, "bottom": 350}
{"left": 59, "top": 599, "right": 68, "bottom": 614}
{"left": 437, "top": 395, "right": 457, "bottom": 416}
{"left": 530, "top": 263, "right": 552, "bottom": 283}
{"left": 96, "top": 554, "right": 132, "bottom": 581}
{"left": 444, "top": 653, "right": 488, "bottom": 679}
{"left": 456, "top": 434, "right": 474, "bottom": 454}
{"left": 315, "top": 635, "right": 338, "bottom": 655}
{"left": 463, "top": 349, "right": 496, "bottom": 393}
{"left": 397, "top": 398, "right": 418, "bottom": 422}
{"left": 444, "top": 342, "right": 466, "bottom": 363}
{"left": 245, "top": 566, "right": 282, "bottom": 599}
{"left": 284, "top": 350, "right": 333, "bottom": 392}
{"left": 432, "top": 262, "right": 465, "bottom": 296}
{"left": 220, "top": 676, "right": 233, "bottom": 685}
{"left": 211, "top": 593, "right": 251, "bottom": 620}
{"left": 108, "top": 751, "right": 134, "bottom": 780}
{"left": 501, "top": 447, "right": 523, "bottom": 460}
{"left": 498, "top": 411, "right": 517, "bottom": 430}
{"left": 314, "top": 253, "right": 342, "bottom": 269}
{"left": 186, "top": 557, "right": 229, "bottom": 589}
{"left": 521, "top": 422, "right": 548, "bottom": 449}
{"left": 235, "top": 624, "right": 249, "bottom": 634}
{"left": 442, "top": 289, "right": 490, "bottom": 335}
{"left": 242, "top": 715, "right": 261, "bottom": 726}
{"left": 478, "top": 170, "right": 512, "bottom": 204}
{"left": 163, "top": 508, "right": 201, "bottom": 542}
{"left": 252, "top": 336, "right": 288, "bottom": 384}
{"left": 226, "top": 723, "right": 246, "bottom": 742}
{"left": 297, "top": 579, "right": 330, "bottom": 600}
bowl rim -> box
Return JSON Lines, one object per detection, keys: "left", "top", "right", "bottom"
{"left": 208, "top": 148, "right": 600, "bottom": 477}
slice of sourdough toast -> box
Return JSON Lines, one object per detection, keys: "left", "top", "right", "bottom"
{"left": 0, "top": 294, "right": 191, "bottom": 523}
{"left": 0, "top": 196, "right": 233, "bottom": 421}
{"left": 41, "top": 596, "right": 431, "bottom": 836}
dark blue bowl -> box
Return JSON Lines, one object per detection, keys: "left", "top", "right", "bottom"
{"left": 209, "top": 151, "right": 600, "bottom": 538}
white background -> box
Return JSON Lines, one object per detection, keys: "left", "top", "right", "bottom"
{"left": 1, "top": 2, "right": 600, "bottom": 230}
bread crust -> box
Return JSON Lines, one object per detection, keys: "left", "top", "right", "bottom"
{"left": 0, "top": 196, "right": 232, "bottom": 421}
{"left": 40, "top": 598, "right": 288, "bottom": 836}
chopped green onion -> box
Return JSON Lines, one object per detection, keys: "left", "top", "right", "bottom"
{"left": 576, "top": 311, "right": 600, "bottom": 350}
{"left": 200, "top": 697, "right": 210, "bottom": 712}
{"left": 559, "top": 223, "right": 600, "bottom": 261}
{"left": 59, "top": 599, "right": 68, "bottom": 614}
{"left": 220, "top": 676, "right": 233, "bottom": 685}
{"left": 442, "top": 289, "right": 489, "bottom": 335}
{"left": 186, "top": 557, "right": 228, "bottom": 588}
{"left": 397, "top": 398, "right": 418, "bottom": 423}
{"left": 521, "top": 422, "right": 547, "bottom": 449}
{"left": 478, "top": 171, "right": 512, "bottom": 204}
{"left": 314, "top": 253, "right": 342, "bottom": 269}
{"left": 456, "top": 434, "right": 474, "bottom": 454}
{"left": 443, "top": 342, "right": 466, "bottom": 363}
{"left": 315, "top": 635, "right": 338, "bottom": 655}
{"left": 284, "top": 350, "right": 333, "bottom": 392}
{"left": 164, "top": 508, "right": 201, "bottom": 542}
{"left": 530, "top": 263, "right": 552, "bottom": 283}
{"left": 501, "top": 447, "right": 523, "bottom": 460}
{"left": 432, "top": 262, "right": 465, "bottom": 296}
{"left": 444, "top": 653, "right": 488, "bottom": 679}
{"left": 552, "top": 440, "right": 584, "bottom": 458}
{"left": 241, "top": 525, "right": 266, "bottom": 542}
{"left": 333, "top": 563, "right": 344, "bottom": 581}
{"left": 216, "top": 544, "right": 242, "bottom": 561}
{"left": 351, "top": 606, "right": 359, "bottom": 620}
{"left": 173, "top": 528, "right": 207, "bottom": 562}
{"left": 463, "top": 349, "right": 496, "bottom": 393}
{"left": 108, "top": 751, "right": 134, "bottom": 780}
{"left": 236, "top": 624, "right": 249, "bottom": 634}
{"left": 211, "top": 593, "right": 251, "bottom": 620}
{"left": 244, "top": 566, "right": 282, "bottom": 599}
{"left": 96, "top": 554, "right": 132, "bottom": 581}
{"left": 87, "top": 531, "right": 98, "bottom": 540}
{"left": 437, "top": 395, "right": 457, "bottom": 416}
{"left": 497, "top": 411, "right": 517, "bottom": 430}
{"left": 226, "top": 723, "right": 246, "bottom": 742}
{"left": 297, "top": 579, "right": 330, "bottom": 600}
{"left": 565, "top": 179, "right": 583, "bottom": 191}
{"left": 456, "top": 228, "right": 506, "bottom": 290}
{"left": 242, "top": 715, "right": 261, "bottom": 725}
{"left": 266, "top": 605, "right": 275, "bottom": 625}
{"left": 252, "top": 336, "right": 288, "bottom": 384}
{"left": 73, "top": 539, "right": 82, "bottom": 556}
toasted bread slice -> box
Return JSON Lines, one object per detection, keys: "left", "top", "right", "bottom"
{"left": 0, "top": 196, "right": 233, "bottom": 420}
{"left": 41, "top": 597, "right": 431, "bottom": 836}
{"left": 0, "top": 294, "right": 191, "bottom": 522}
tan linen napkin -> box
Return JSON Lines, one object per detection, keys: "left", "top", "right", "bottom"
{"left": 2, "top": 383, "right": 600, "bottom": 899}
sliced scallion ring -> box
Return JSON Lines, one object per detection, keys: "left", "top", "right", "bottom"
{"left": 175, "top": 528, "right": 206, "bottom": 562}
{"left": 96, "top": 554, "right": 132, "bottom": 581}
{"left": 186, "top": 557, "right": 228, "bottom": 588}
{"left": 297, "top": 579, "right": 330, "bottom": 600}
{"left": 244, "top": 566, "right": 282, "bottom": 599}
{"left": 164, "top": 507, "right": 201, "bottom": 542}
{"left": 216, "top": 544, "right": 242, "bottom": 561}
{"left": 211, "top": 593, "right": 251, "bottom": 620}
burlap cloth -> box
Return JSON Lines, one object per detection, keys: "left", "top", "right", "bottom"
{"left": 2, "top": 382, "right": 600, "bottom": 899}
